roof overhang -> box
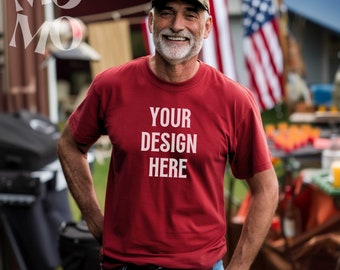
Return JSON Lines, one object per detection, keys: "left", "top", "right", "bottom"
{"left": 285, "top": 0, "right": 340, "bottom": 35}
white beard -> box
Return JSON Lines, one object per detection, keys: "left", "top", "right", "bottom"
{"left": 153, "top": 28, "right": 204, "bottom": 64}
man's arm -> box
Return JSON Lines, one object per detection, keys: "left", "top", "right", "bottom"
{"left": 226, "top": 167, "right": 279, "bottom": 270}
{"left": 58, "top": 124, "right": 104, "bottom": 243}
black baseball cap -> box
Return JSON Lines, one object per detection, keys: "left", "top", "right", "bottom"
{"left": 151, "top": 0, "right": 210, "bottom": 13}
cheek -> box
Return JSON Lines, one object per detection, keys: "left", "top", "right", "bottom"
{"left": 152, "top": 23, "right": 163, "bottom": 37}
{"left": 198, "top": 28, "right": 207, "bottom": 39}
{"left": 193, "top": 24, "right": 207, "bottom": 38}
{"left": 154, "top": 20, "right": 170, "bottom": 30}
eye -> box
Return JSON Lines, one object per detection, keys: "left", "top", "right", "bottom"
{"left": 185, "top": 12, "right": 198, "bottom": 20}
{"left": 159, "top": 9, "right": 174, "bottom": 18}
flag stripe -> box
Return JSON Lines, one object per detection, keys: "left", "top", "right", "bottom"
{"left": 203, "top": 0, "right": 237, "bottom": 80}
{"left": 210, "top": 0, "right": 224, "bottom": 72}
{"left": 201, "top": 31, "right": 219, "bottom": 69}
{"left": 213, "top": 0, "right": 237, "bottom": 80}
{"left": 261, "top": 23, "right": 283, "bottom": 101}
{"left": 246, "top": 60, "right": 267, "bottom": 109}
{"left": 245, "top": 38, "right": 274, "bottom": 109}
{"left": 243, "top": 0, "right": 283, "bottom": 110}
{"left": 254, "top": 27, "right": 279, "bottom": 102}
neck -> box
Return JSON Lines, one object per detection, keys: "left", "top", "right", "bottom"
{"left": 149, "top": 53, "right": 200, "bottom": 83}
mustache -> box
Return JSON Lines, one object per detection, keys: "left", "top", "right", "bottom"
{"left": 159, "top": 28, "right": 193, "bottom": 40}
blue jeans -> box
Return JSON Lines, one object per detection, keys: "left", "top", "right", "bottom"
{"left": 101, "top": 260, "right": 224, "bottom": 270}
{"left": 212, "top": 260, "right": 224, "bottom": 270}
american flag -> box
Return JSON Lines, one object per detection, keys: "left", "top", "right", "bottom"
{"left": 242, "top": 0, "right": 284, "bottom": 110}
{"left": 142, "top": 0, "right": 237, "bottom": 81}
{"left": 201, "top": 0, "right": 237, "bottom": 80}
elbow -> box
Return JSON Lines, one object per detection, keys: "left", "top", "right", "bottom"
{"left": 270, "top": 173, "right": 279, "bottom": 197}
{"left": 265, "top": 171, "right": 279, "bottom": 206}
{"left": 57, "top": 127, "right": 71, "bottom": 160}
{"left": 57, "top": 124, "right": 92, "bottom": 158}
{"left": 272, "top": 182, "right": 280, "bottom": 209}
{"left": 57, "top": 135, "right": 66, "bottom": 159}
{"left": 57, "top": 124, "right": 78, "bottom": 158}
{"left": 249, "top": 168, "right": 280, "bottom": 209}
{"left": 268, "top": 174, "right": 280, "bottom": 212}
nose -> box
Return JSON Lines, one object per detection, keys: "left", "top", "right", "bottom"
{"left": 170, "top": 14, "right": 185, "bottom": 33}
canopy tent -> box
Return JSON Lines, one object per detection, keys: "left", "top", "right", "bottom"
{"left": 285, "top": 0, "right": 340, "bottom": 35}
{"left": 59, "top": 0, "right": 150, "bottom": 18}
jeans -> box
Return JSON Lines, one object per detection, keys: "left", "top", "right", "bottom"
{"left": 212, "top": 260, "right": 224, "bottom": 270}
{"left": 101, "top": 260, "right": 224, "bottom": 270}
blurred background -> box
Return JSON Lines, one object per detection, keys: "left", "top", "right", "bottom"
{"left": 0, "top": 0, "right": 340, "bottom": 269}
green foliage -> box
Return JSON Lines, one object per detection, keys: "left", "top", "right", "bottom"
{"left": 261, "top": 103, "right": 289, "bottom": 126}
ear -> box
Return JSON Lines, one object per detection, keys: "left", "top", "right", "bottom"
{"left": 148, "top": 11, "right": 154, "bottom": 33}
{"left": 203, "top": 16, "right": 213, "bottom": 39}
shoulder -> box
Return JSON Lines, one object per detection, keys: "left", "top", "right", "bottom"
{"left": 200, "top": 62, "right": 256, "bottom": 103}
{"left": 93, "top": 56, "right": 148, "bottom": 84}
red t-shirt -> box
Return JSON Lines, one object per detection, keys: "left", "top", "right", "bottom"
{"left": 69, "top": 56, "right": 273, "bottom": 269}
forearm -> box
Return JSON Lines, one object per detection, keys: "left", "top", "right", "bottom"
{"left": 58, "top": 125, "right": 104, "bottom": 242}
{"left": 226, "top": 169, "right": 279, "bottom": 270}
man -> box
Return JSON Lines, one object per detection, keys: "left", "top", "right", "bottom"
{"left": 57, "top": 0, "right": 279, "bottom": 269}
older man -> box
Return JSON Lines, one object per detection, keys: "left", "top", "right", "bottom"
{"left": 58, "top": 0, "right": 279, "bottom": 269}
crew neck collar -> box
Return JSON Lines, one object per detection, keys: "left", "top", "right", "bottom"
{"left": 144, "top": 56, "right": 206, "bottom": 92}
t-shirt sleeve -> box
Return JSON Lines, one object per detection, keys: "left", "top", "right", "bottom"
{"left": 68, "top": 78, "right": 107, "bottom": 145}
{"left": 228, "top": 91, "right": 273, "bottom": 180}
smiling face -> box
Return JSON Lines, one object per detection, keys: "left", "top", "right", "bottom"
{"left": 149, "top": 0, "right": 212, "bottom": 65}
